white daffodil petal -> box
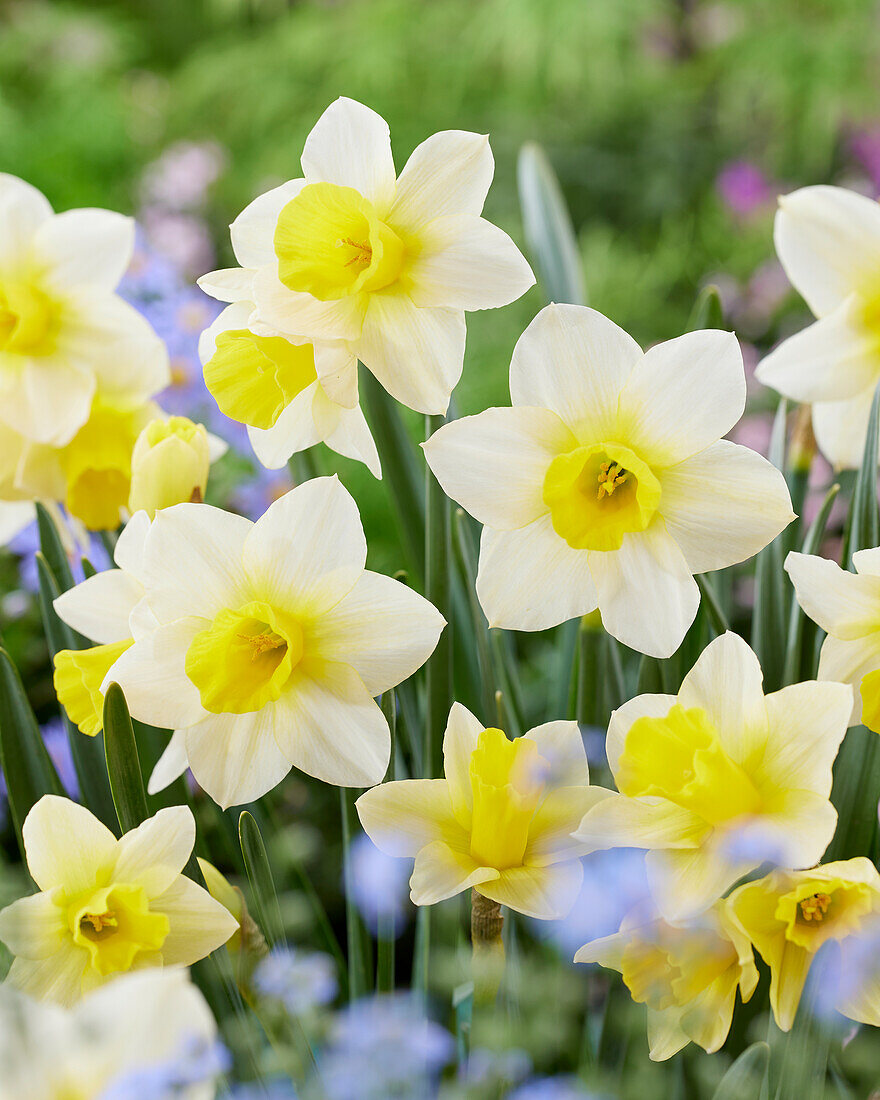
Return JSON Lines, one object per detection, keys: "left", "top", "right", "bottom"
{"left": 761, "top": 682, "right": 852, "bottom": 793}
{"left": 661, "top": 441, "right": 794, "bottom": 574}
{"left": 774, "top": 185, "right": 880, "bottom": 316}
{"left": 151, "top": 876, "right": 237, "bottom": 966}
{"left": 391, "top": 130, "right": 494, "bottom": 230}
{"left": 107, "top": 618, "right": 207, "bottom": 729}
{"left": 356, "top": 779, "right": 463, "bottom": 858}
{"left": 478, "top": 861, "right": 583, "bottom": 920}
{"left": 677, "top": 632, "right": 767, "bottom": 765}
{"left": 509, "top": 303, "right": 643, "bottom": 438}
{"left": 0, "top": 501, "right": 34, "bottom": 546}
{"left": 525, "top": 720, "right": 590, "bottom": 787}
{"left": 407, "top": 214, "right": 534, "bottom": 310}
{"left": 312, "top": 341, "right": 359, "bottom": 409}
{"left": 142, "top": 504, "right": 251, "bottom": 622}
{"left": 358, "top": 295, "right": 465, "bottom": 416}
{"left": 818, "top": 635, "right": 880, "bottom": 726}
{"left": 275, "top": 661, "right": 389, "bottom": 787}
{"left": 308, "top": 569, "right": 444, "bottom": 696}
{"left": 617, "top": 330, "right": 745, "bottom": 467}
{"left": 811, "top": 386, "right": 876, "bottom": 471}
{"left": 476, "top": 517, "right": 598, "bottom": 631}
{"left": 112, "top": 806, "right": 195, "bottom": 897}
{"left": 184, "top": 709, "right": 290, "bottom": 809}
{"left": 0, "top": 359, "right": 95, "bottom": 447}
{"left": 53, "top": 570, "right": 143, "bottom": 645}
{"left": 33, "top": 208, "right": 133, "bottom": 292}
{"left": 0, "top": 173, "right": 52, "bottom": 264}
{"left": 0, "top": 893, "right": 67, "bottom": 959}
{"left": 147, "top": 731, "right": 190, "bottom": 796}
{"left": 423, "top": 406, "right": 572, "bottom": 530}
{"left": 410, "top": 840, "right": 498, "bottom": 906}
{"left": 245, "top": 476, "right": 366, "bottom": 616}
{"left": 525, "top": 786, "right": 611, "bottom": 866}
{"left": 22, "top": 795, "right": 117, "bottom": 894}
{"left": 323, "top": 398, "right": 382, "bottom": 478}
{"left": 247, "top": 385, "right": 322, "bottom": 469}
{"left": 252, "top": 265, "right": 366, "bottom": 343}
{"left": 301, "top": 97, "right": 396, "bottom": 214}
{"left": 197, "top": 267, "right": 256, "bottom": 303}
{"left": 6, "top": 950, "right": 89, "bottom": 1009}
{"left": 113, "top": 510, "right": 151, "bottom": 579}
{"left": 573, "top": 792, "right": 707, "bottom": 853}
{"left": 229, "top": 180, "right": 304, "bottom": 269}
{"left": 588, "top": 524, "right": 699, "bottom": 659}
{"left": 786, "top": 551, "right": 880, "bottom": 638}
{"left": 645, "top": 846, "right": 743, "bottom": 923}
{"left": 756, "top": 296, "right": 880, "bottom": 403}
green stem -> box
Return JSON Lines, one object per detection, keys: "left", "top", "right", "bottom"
{"left": 340, "top": 787, "right": 371, "bottom": 999}
{"left": 425, "top": 414, "right": 452, "bottom": 780}
{"left": 695, "top": 573, "right": 729, "bottom": 635}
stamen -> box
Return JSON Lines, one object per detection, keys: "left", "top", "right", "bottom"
{"left": 237, "top": 629, "right": 286, "bottom": 661}
{"left": 334, "top": 237, "right": 373, "bottom": 268}
{"left": 597, "top": 461, "right": 629, "bottom": 500}
{"left": 799, "top": 892, "right": 831, "bottom": 922}
{"left": 81, "top": 911, "right": 117, "bottom": 934}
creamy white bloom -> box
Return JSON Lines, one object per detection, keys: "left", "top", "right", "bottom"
{"left": 756, "top": 185, "right": 880, "bottom": 468}
{"left": 199, "top": 298, "right": 380, "bottom": 475}
{"left": 0, "top": 175, "right": 168, "bottom": 447}
{"left": 107, "top": 477, "right": 445, "bottom": 807}
{"left": 198, "top": 97, "right": 534, "bottom": 416}
{"left": 786, "top": 548, "right": 880, "bottom": 731}
{"left": 424, "top": 304, "right": 794, "bottom": 657}
{"left": 0, "top": 969, "right": 219, "bottom": 1100}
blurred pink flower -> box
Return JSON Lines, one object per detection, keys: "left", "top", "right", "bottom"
{"left": 141, "top": 141, "right": 227, "bottom": 212}
{"left": 717, "top": 160, "right": 774, "bottom": 217}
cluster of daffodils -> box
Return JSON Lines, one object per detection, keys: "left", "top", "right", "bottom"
{"left": 6, "top": 97, "right": 880, "bottom": 1089}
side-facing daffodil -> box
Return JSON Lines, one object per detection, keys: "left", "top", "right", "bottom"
{"left": 423, "top": 304, "right": 794, "bottom": 658}
{"left": 52, "top": 511, "right": 151, "bottom": 739}
{"left": 0, "top": 174, "right": 168, "bottom": 447}
{"left": 727, "top": 858, "right": 880, "bottom": 1030}
{"left": 756, "top": 185, "right": 880, "bottom": 469}
{"left": 199, "top": 299, "right": 380, "bottom": 475}
{"left": 0, "top": 969, "right": 220, "bottom": 1100}
{"left": 0, "top": 797, "right": 236, "bottom": 1006}
{"left": 786, "top": 548, "right": 880, "bottom": 733}
{"left": 199, "top": 97, "right": 534, "bottom": 416}
{"left": 109, "top": 477, "right": 445, "bottom": 807}
{"left": 128, "top": 415, "right": 213, "bottom": 517}
{"left": 573, "top": 632, "right": 852, "bottom": 920}
{"left": 575, "top": 900, "right": 758, "bottom": 1060}
{"left": 356, "top": 703, "right": 610, "bottom": 919}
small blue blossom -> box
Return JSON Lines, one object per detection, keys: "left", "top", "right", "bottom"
{"left": 508, "top": 1076, "right": 609, "bottom": 1100}
{"left": 41, "top": 719, "right": 79, "bottom": 800}
{"left": 348, "top": 832, "right": 413, "bottom": 937}
{"left": 461, "top": 1047, "right": 531, "bottom": 1089}
{"left": 228, "top": 1082, "right": 298, "bottom": 1099}
{"left": 254, "top": 947, "right": 337, "bottom": 1016}
{"left": 806, "top": 918, "right": 880, "bottom": 1027}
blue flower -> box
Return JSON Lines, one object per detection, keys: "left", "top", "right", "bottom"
{"left": 347, "top": 832, "right": 413, "bottom": 937}
{"left": 509, "top": 1076, "right": 610, "bottom": 1100}
{"left": 41, "top": 718, "right": 79, "bottom": 800}
{"left": 254, "top": 947, "right": 338, "bottom": 1016}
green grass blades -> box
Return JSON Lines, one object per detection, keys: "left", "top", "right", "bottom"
{"left": 239, "top": 809, "right": 285, "bottom": 951}
{"left": 102, "top": 681, "right": 149, "bottom": 833}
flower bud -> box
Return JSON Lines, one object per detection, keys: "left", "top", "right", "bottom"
{"left": 128, "top": 416, "right": 210, "bottom": 518}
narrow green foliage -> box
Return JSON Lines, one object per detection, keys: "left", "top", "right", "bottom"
{"left": 712, "top": 1041, "right": 770, "bottom": 1100}
{"left": 102, "top": 682, "right": 149, "bottom": 833}
{"left": 453, "top": 509, "right": 496, "bottom": 723}
{"left": 576, "top": 620, "right": 602, "bottom": 726}
{"left": 695, "top": 573, "right": 729, "bottom": 635}
{"left": 239, "top": 809, "right": 285, "bottom": 950}
{"left": 752, "top": 399, "right": 789, "bottom": 691}
{"left": 338, "top": 790, "right": 371, "bottom": 999}
{"left": 34, "top": 553, "right": 116, "bottom": 828}
{"left": 425, "top": 413, "right": 452, "bottom": 779}
{"left": 517, "top": 142, "right": 586, "bottom": 306}
{"left": 842, "top": 380, "right": 880, "bottom": 568}
{"left": 35, "top": 502, "right": 76, "bottom": 592}
{"left": 686, "top": 284, "right": 725, "bottom": 331}
{"left": 0, "top": 647, "right": 64, "bottom": 850}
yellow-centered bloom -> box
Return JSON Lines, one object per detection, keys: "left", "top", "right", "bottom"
{"left": 53, "top": 511, "right": 151, "bottom": 739}
{"left": 199, "top": 97, "right": 534, "bottom": 416}
{"left": 423, "top": 304, "right": 794, "bottom": 658}
{"left": 0, "top": 174, "right": 167, "bottom": 448}
{"left": 727, "top": 858, "right": 880, "bottom": 1030}
{"left": 108, "top": 477, "right": 445, "bottom": 807}
{"left": 0, "top": 797, "right": 236, "bottom": 1006}
{"left": 786, "top": 548, "right": 880, "bottom": 733}
{"left": 199, "top": 299, "right": 380, "bottom": 475}
{"left": 128, "top": 415, "right": 211, "bottom": 517}
{"left": 575, "top": 900, "right": 758, "bottom": 1060}
{"left": 756, "top": 185, "right": 880, "bottom": 468}
{"left": 356, "top": 703, "right": 610, "bottom": 919}
{"left": 0, "top": 969, "right": 219, "bottom": 1100}
{"left": 573, "top": 632, "right": 852, "bottom": 920}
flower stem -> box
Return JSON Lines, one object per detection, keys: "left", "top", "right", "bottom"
{"left": 471, "top": 888, "right": 504, "bottom": 1005}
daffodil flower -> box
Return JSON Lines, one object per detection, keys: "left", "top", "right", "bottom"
{"left": 575, "top": 900, "right": 758, "bottom": 1060}
{"left": 199, "top": 97, "right": 534, "bottom": 416}
{"left": 756, "top": 185, "right": 880, "bottom": 469}
{"left": 0, "top": 969, "right": 220, "bottom": 1100}
{"left": 0, "top": 797, "right": 236, "bottom": 1006}
{"left": 199, "top": 299, "right": 380, "bottom": 475}
{"left": 573, "top": 632, "right": 852, "bottom": 920}
{"left": 423, "top": 304, "right": 794, "bottom": 657}
{"left": 108, "top": 477, "right": 445, "bottom": 807}
{"left": 727, "top": 858, "right": 880, "bottom": 1030}
{"left": 52, "top": 511, "right": 151, "bottom": 739}
{"left": 356, "top": 703, "right": 609, "bottom": 919}
{"left": 786, "top": 548, "right": 880, "bottom": 733}
{"left": 0, "top": 174, "right": 168, "bottom": 447}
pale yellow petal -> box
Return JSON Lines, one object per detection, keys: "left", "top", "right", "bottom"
{"left": 23, "top": 796, "right": 117, "bottom": 895}
{"left": 356, "top": 779, "right": 465, "bottom": 858}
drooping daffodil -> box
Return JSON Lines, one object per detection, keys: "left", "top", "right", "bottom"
{"left": 786, "top": 548, "right": 880, "bottom": 733}
{"left": 356, "top": 703, "right": 610, "bottom": 919}
{"left": 0, "top": 174, "right": 168, "bottom": 447}
{"left": 423, "top": 304, "right": 794, "bottom": 658}
{"left": 573, "top": 632, "right": 852, "bottom": 920}
{"left": 727, "top": 857, "right": 880, "bottom": 1030}
{"left": 0, "top": 797, "right": 236, "bottom": 1006}
{"left": 575, "top": 900, "right": 758, "bottom": 1060}
{"left": 199, "top": 97, "right": 534, "bottom": 416}
{"left": 108, "top": 477, "right": 445, "bottom": 807}
{"left": 756, "top": 185, "right": 880, "bottom": 469}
